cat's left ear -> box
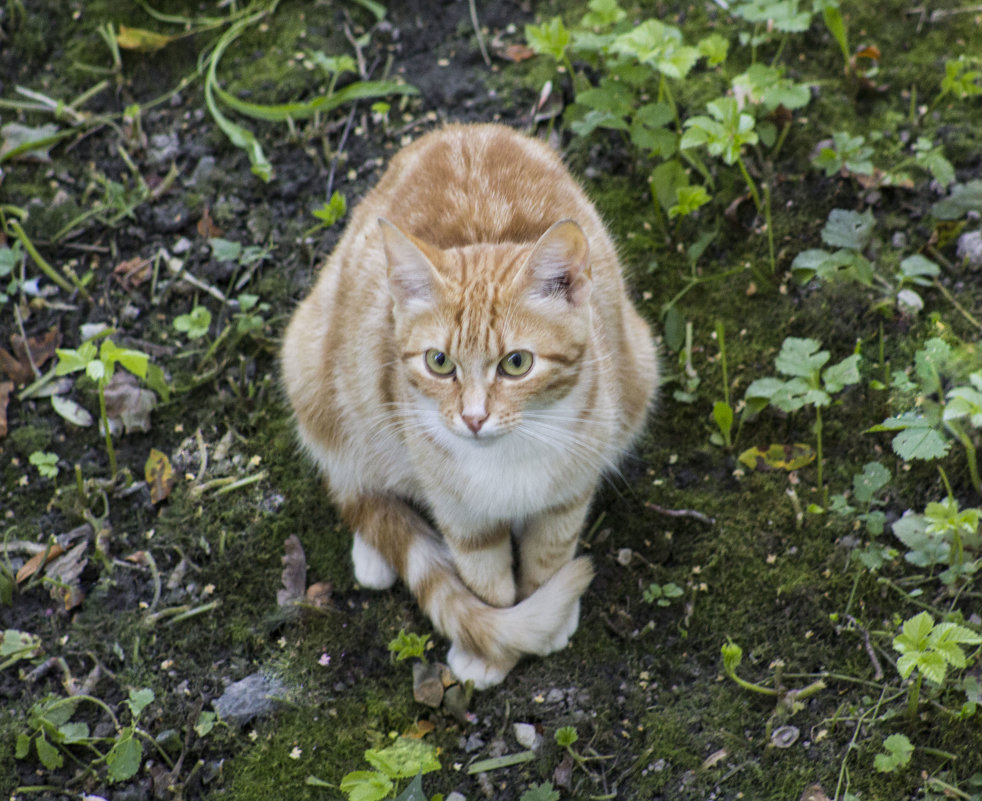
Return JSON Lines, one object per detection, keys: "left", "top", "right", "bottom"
{"left": 378, "top": 218, "right": 446, "bottom": 309}
{"left": 520, "top": 219, "right": 592, "bottom": 307}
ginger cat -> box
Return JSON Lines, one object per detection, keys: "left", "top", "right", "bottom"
{"left": 282, "top": 123, "right": 658, "bottom": 688}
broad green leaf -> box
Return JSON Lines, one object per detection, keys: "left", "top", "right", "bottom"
{"left": 775, "top": 337, "right": 828, "bottom": 378}
{"left": 210, "top": 237, "right": 243, "bottom": 261}
{"left": 744, "top": 376, "right": 786, "bottom": 410}
{"left": 931, "top": 179, "right": 982, "bottom": 220}
{"left": 56, "top": 721, "right": 90, "bottom": 744}
{"left": 898, "top": 254, "right": 940, "bottom": 287}
{"left": 35, "top": 735, "right": 63, "bottom": 770}
{"left": 891, "top": 427, "right": 950, "bottom": 461}
{"left": 339, "top": 770, "right": 394, "bottom": 801}
{"left": 945, "top": 386, "right": 982, "bottom": 427}
{"left": 874, "top": 733, "right": 914, "bottom": 772}
{"left": 15, "top": 733, "right": 30, "bottom": 759}
{"left": 106, "top": 733, "right": 143, "bottom": 782}
{"left": 697, "top": 33, "right": 729, "bottom": 66}
{"left": 823, "top": 354, "right": 862, "bottom": 393}
{"left": 0, "top": 122, "right": 68, "bottom": 163}
{"left": 173, "top": 306, "right": 212, "bottom": 340}
{"left": 612, "top": 20, "right": 699, "bottom": 79}
{"left": 525, "top": 17, "right": 570, "bottom": 61}
{"left": 897, "top": 611, "right": 935, "bottom": 650}
{"left": 576, "top": 83, "right": 634, "bottom": 118}
{"left": 821, "top": 208, "right": 875, "bottom": 251}
{"left": 669, "top": 185, "right": 711, "bottom": 219}
{"left": 580, "top": 0, "right": 626, "bottom": 28}
{"left": 520, "top": 781, "right": 561, "bottom": 801}
{"left": 55, "top": 342, "right": 98, "bottom": 375}
{"left": 732, "top": 63, "right": 810, "bottom": 111}
{"left": 916, "top": 650, "right": 948, "bottom": 685}
{"left": 852, "top": 462, "right": 890, "bottom": 504}
{"left": 127, "top": 688, "right": 155, "bottom": 719}
{"left": 364, "top": 738, "right": 440, "bottom": 779}
{"left": 102, "top": 341, "right": 149, "bottom": 379}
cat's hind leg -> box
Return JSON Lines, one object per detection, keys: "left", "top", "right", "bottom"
{"left": 351, "top": 531, "right": 397, "bottom": 589}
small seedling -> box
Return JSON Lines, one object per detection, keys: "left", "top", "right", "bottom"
{"left": 55, "top": 334, "right": 162, "bottom": 478}
{"left": 387, "top": 629, "right": 430, "bottom": 663}
{"left": 874, "top": 733, "right": 914, "bottom": 773}
{"left": 520, "top": 782, "right": 560, "bottom": 801}
{"left": 720, "top": 640, "right": 825, "bottom": 724}
{"left": 15, "top": 687, "right": 161, "bottom": 783}
{"left": 892, "top": 611, "right": 982, "bottom": 718}
{"left": 868, "top": 338, "right": 981, "bottom": 494}
{"left": 744, "top": 337, "right": 862, "bottom": 508}
{"left": 642, "top": 582, "right": 684, "bottom": 606}
{"left": 891, "top": 497, "right": 981, "bottom": 586}
{"left": 312, "top": 190, "right": 347, "bottom": 229}
{"left": 173, "top": 305, "right": 212, "bottom": 340}
{"left": 710, "top": 321, "right": 734, "bottom": 448}
{"left": 28, "top": 450, "right": 59, "bottom": 479}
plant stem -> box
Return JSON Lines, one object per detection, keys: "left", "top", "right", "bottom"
{"left": 7, "top": 220, "right": 92, "bottom": 302}
{"left": 735, "top": 155, "right": 762, "bottom": 212}
{"left": 97, "top": 385, "right": 117, "bottom": 479}
{"left": 906, "top": 672, "right": 922, "bottom": 719}
{"left": 716, "top": 321, "right": 730, "bottom": 407}
{"left": 763, "top": 180, "right": 775, "bottom": 272}
{"left": 815, "top": 405, "right": 826, "bottom": 509}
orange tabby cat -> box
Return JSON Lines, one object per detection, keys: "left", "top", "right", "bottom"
{"left": 282, "top": 123, "right": 658, "bottom": 687}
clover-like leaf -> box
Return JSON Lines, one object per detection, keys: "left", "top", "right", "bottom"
{"left": 775, "top": 337, "right": 829, "bottom": 378}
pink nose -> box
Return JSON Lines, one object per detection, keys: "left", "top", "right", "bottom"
{"left": 462, "top": 412, "right": 488, "bottom": 433}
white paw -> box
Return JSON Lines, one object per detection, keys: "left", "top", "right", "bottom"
{"left": 447, "top": 643, "right": 513, "bottom": 690}
{"left": 543, "top": 599, "right": 580, "bottom": 654}
{"left": 351, "top": 531, "right": 397, "bottom": 589}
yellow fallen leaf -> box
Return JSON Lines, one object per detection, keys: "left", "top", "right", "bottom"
{"left": 145, "top": 448, "right": 175, "bottom": 503}
{"left": 116, "top": 25, "right": 177, "bottom": 52}
{"left": 738, "top": 443, "right": 816, "bottom": 472}
{"left": 16, "top": 544, "right": 64, "bottom": 583}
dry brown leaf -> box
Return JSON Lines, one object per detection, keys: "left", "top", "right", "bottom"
{"left": 105, "top": 371, "right": 157, "bottom": 434}
{"left": 503, "top": 44, "right": 536, "bottom": 62}
{"left": 44, "top": 541, "right": 88, "bottom": 610}
{"left": 113, "top": 256, "right": 153, "bottom": 289}
{"left": 552, "top": 751, "right": 574, "bottom": 790}
{"left": 197, "top": 207, "right": 224, "bottom": 239}
{"left": 277, "top": 534, "right": 307, "bottom": 608}
{"left": 402, "top": 720, "right": 435, "bottom": 739}
{"left": 304, "top": 581, "right": 332, "bottom": 609}
{"left": 144, "top": 448, "right": 175, "bottom": 504}
{"left": 0, "top": 380, "right": 12, "bottom": 438}
{"left": 0, "top": 328, "right": 62, "bottom": 385}
{"left": 16, "top": 543, "right": 65, "bottom": 583}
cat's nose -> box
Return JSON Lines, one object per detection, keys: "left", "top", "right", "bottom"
{"left": 462, "top": 412, "right": 488, "bottom": 434}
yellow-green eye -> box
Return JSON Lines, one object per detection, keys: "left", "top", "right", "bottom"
{"left": 498, "top": 350, "right": 534, "bottom": 377}
{"left": 424, "top": 349, "right": 455, "bottom": 376}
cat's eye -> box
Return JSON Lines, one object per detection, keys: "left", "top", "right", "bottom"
{"left": 424, "top": 349, "right": 456, "bottom": 376}
{"left": 498, "top": 350, "right": 534, "bottom": 377}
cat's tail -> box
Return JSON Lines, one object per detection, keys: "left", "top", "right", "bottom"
{"left": 341, "top": 495, "right": 594, "bottom": 689}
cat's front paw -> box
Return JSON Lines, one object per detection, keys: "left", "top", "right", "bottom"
{"left": 351, "top": 532, "right": 397, "bottom": 590}
{"left": 543, "top": 599, "right": 581, "bottom": 654}
{"left": 447, "top": 643, "right": 516, "bottom": 690}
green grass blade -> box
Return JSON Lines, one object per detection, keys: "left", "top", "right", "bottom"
{"left": 214, "top": 80, "right": 417, "bottom": 122}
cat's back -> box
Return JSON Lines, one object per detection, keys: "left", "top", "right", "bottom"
{"left": 345, "top": 124, "right": 607, "bottom": 251}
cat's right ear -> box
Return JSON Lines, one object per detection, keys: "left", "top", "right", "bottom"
{"left": 379, "top": 218, "right": 444, "bottom": 309}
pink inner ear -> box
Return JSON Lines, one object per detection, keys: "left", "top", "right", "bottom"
{"left": 379, "top": 218, "right": 444, "bottom": 306}
{"left": 523, "top": 219, "right": 592, "bottom": 305}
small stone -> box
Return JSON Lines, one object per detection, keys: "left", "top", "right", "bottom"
{"left": 616, "top": 548, "right": 633, "bottom": 566}
{"left": 546, "top": 688, "right": 565, "bottom": 704}
{"left": 513, "top": 722, "right": 541, "bottom": 750}
{"left": 212, "top": 672, "right": 287, "bottom": 727}
{"left": 412, "top": 661, "right": 444, "bottom": 708}
{"left": 465, "top": 732, "right": 485, "bottom": 753}
{"left": 446, "top": 794, "right": 467, "bottom": 801}
{"left": 957, "top": 230, "right": 982, "bottom": 270}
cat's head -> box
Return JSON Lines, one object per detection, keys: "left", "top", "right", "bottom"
{"left": 380, "top": 218, "right": 593, "bottom": 443}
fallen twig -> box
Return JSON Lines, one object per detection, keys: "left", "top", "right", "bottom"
{"left": 644, "top": 502, "right": 716, "bottom": 525}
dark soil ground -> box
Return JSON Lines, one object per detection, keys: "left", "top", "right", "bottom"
{"left": 2, "top": 2, "right": 982, "bottom": 801}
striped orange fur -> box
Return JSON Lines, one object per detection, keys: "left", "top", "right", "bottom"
{"left": 282, "top": 124, "right": 658, "bottom": 687}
